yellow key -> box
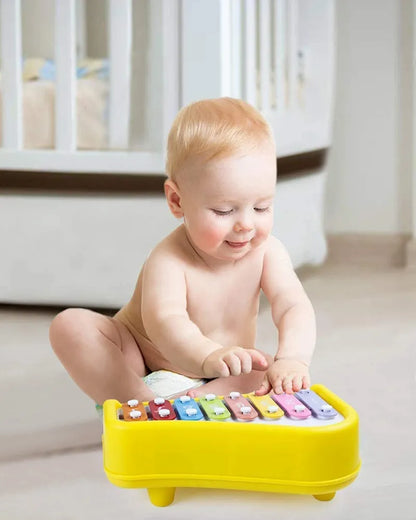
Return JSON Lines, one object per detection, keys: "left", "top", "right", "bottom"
{"left": 247, "top": 393, "right": 284, "bottom": 420}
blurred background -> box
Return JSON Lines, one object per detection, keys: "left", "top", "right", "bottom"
{"left": 0, "top": 1, "right": 415, "bottom": 518}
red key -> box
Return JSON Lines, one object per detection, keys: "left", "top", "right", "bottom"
{"left": 148, "top": 397, "right": 176, "bottom": 420}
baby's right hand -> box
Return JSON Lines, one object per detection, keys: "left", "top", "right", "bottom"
{"left": 202, "top": 347, "right": 269, "bottom": 378}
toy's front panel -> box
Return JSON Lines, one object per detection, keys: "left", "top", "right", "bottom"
{"left": 103, "top": 385, "right": 360, "bottom": 493}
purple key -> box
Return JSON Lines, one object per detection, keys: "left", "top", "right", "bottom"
{"left": 295, "top": 389, "right": 337, "bottom": 420}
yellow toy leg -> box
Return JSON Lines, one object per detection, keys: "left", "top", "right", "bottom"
{"left": 313, "top": 492, "right": 336, "bottom": 501}
{"left": 147, "top": 487, "right": 176, "bottom": 507}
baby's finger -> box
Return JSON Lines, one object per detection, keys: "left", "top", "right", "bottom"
{"left": 238, "top": 350, "right": 253, "bottom": 374}
{"left": 272, "top": 377, "right": 284, "bottom": 395}
{"left": 246, "top": 349, "right": 268, "bottom": 371}
{"left": 292, "top": 375, "right": 303, "bottom": 392}
{"left": 255, "top": 376, "right": 271, "bottom": 396}
{"left": 302, "top": 374, "right": 310, "bottom": 389}
{"left": 217, "top": 359, "right": 231, "bottom": 378}
{"left": 282, "top": 376, "right": 294, "bottom": 394}
{"left": 224, "top": 353, "right": 242, "bottom": 376}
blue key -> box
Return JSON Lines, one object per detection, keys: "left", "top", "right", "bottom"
{"left": 295, "top": 389, "right": 337, "bottom": 420}
{"left": 174, "top": 396, "right": 204, "bottom": 421}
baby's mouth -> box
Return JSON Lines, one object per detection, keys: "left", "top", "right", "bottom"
{"left": 225, "top": 240, "right": 250, "bottom": 248}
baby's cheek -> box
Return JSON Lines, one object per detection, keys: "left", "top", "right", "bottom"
{"left": 202, "top": 226, "right": 226, "bottom": 247}
{"left": 258, "top": 217, "right": 274, "bottom": 239}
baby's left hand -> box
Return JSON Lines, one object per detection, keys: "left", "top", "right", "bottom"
{"left": 255, "top": 358, "right": 310, "bottom": 395}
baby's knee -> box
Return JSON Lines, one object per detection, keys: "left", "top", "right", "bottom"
{"left": 49, "top": 308, "right": 90, "bottom": 350}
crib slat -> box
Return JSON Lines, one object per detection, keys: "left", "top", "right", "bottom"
{"left": 274, "top": 0, "right": 286, "bottom": 111}
{"left": 243, "top": 0, "right": 256, "bottom": 106}
{"left": 0, "top": 0, "right": 23, "bottom": 149}
{"left": 161, "top": 1, "right": 180, "bottom": 153}
{"left": 108, "top": 0, "right": 132, "bottom": 150}
{"left": 55, "top": 0, "right": 77, "bottom": 151}
{"left": 259, "top": 0, "right": 271, "bottom": 112}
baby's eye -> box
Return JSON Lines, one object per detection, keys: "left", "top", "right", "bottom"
{"left": 212, "top": 209, "right": 233, "bottom": 216}
{"left": 254, "top": 206, "right": 270, "bottom": 213}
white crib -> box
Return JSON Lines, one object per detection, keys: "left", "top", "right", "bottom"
{"left": 0, "top": 0, "right": 335, "bottom": 307}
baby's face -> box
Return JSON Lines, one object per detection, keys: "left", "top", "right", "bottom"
{"left": 179, "top": 143, "right": 276, "bottom": 262}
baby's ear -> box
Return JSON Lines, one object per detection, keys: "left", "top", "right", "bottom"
{"left": 164, "top": 179, "right": 183, "bottom": 218}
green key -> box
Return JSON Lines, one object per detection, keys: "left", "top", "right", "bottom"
{"left": 198, "top": 394, "right": 231, "bottom": 421}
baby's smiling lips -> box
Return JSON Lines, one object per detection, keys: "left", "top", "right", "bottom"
{"left": 226, "top": 240, "right": 250, "bottom": 248}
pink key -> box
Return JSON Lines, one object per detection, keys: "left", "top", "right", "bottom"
{"left": 271, "top": 393, "right": 311, "bottom": 420}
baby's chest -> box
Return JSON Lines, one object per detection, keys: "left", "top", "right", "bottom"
{"left": 185, "top": 266, "right": 261, "bottom": 323}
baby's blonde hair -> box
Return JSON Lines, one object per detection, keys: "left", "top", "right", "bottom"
{"left": 166, "top": 97, "right": 274, "bottom": 181}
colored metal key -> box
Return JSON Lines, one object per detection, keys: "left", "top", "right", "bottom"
{"left": 174, "top": 396, "right": 204, "bottom": 421}
{"left": 198, "top": 394, "right": 231, "bottom": 421}
{"left": 295, "top": 389, "right": 337, "bottom": 419}
{"left": 224, "top": 392, "right": 258, "bottom": 421}
{"left": 248, "top": 393, "right": 285, "bottom": 420}
{"left": 148, "top": 398, "right": 177, "bottom": 421}
{"left": 122, "top": 400, "right": 148, "bottom": 422}
{"left": 272, "top": 393, "right": 311, "bottom": 420}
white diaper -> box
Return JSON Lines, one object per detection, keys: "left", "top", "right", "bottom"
{"left": 143, "top": 370, "right": 207, "bottom": 399}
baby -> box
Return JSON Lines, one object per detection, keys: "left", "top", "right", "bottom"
{"left": 49, "top": 97, "right": 316, "bottom": 406}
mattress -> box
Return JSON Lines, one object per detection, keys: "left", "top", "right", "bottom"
{"left": 0, "top": 58, "right": 108, "bottom": 150}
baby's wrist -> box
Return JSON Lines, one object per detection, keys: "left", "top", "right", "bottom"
{"left": 273, "top": 356, "right": 310, "bottom": 368}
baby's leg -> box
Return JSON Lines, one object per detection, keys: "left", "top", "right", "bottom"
{"left": 49, "top": 308, "right": 155, "bottom": 405}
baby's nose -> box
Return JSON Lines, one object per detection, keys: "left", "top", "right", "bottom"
{"left": 233, "top": 217, "right": 254, "bottom": 233}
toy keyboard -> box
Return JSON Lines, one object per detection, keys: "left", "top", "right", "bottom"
{"left": 102, "top": 384, "right": 360, "bottom": 507}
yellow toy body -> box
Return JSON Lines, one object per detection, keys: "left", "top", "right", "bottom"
{"left": 102, "top": 384, "right": 360, "bottom": 507}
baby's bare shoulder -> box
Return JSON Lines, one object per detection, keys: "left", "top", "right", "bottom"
{"left": 146, "top": 225, "right": 191, "bottom": 269}
{"left": 263, "top": 235, "right": 289, "bottom": 259}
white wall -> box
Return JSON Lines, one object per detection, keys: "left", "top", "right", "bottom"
{"left": 325, "top": 0, "right": 413, "bottom": 234}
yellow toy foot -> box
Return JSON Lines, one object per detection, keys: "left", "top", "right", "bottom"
{"left": 147, "top": 487, "right": 176, "bottom": 507}
{"left": 313, "top": 492, "right": 336, "bottom": 501}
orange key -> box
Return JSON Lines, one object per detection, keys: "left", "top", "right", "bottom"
{"left": 122, "top": 399, "right": 148, "bottom": 421}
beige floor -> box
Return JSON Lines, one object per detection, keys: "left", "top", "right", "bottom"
{"left": 1, "top": 262, "right": 416, "bottom": 519}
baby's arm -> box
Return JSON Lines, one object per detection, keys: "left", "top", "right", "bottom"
{"left": 141, "top": 248, "right": 267, "bottom": 378}
{"left": 256, "top": 237, "right": 316, "bottom": 394}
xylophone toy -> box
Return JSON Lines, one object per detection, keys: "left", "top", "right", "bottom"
{"left": 102, "top": 384, "right": 360, "bottom": 507}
